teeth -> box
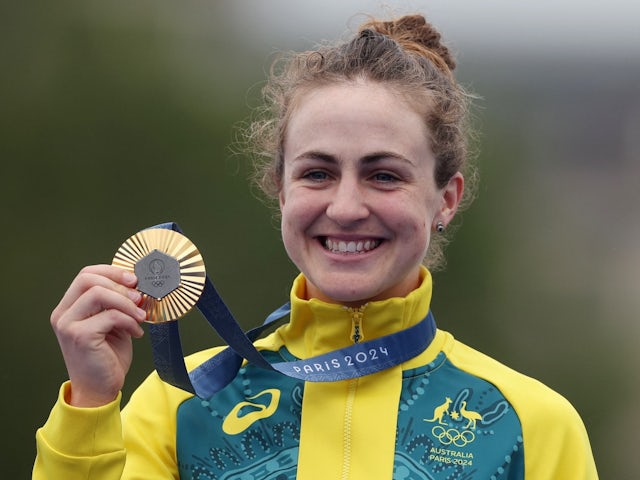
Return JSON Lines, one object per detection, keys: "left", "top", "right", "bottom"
{"left": 324, "top": 238, "right": 380, "bottom": 254}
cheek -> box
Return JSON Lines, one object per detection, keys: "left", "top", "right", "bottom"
{"left": 278, "top": 186, "right": 294, "bottom": 226}
{"left": 413, "top": 221, "right": 431, "bottom": 251}
{"left": 279, "top": 198, "right": 316, "bottom": 270}
{"left": 279, "top": 212, "right": 298, "bottom": 263}
{"left": 281, "top": 187, "right": 325, "bottom": 222}
{"left": 279, "top": 192, "right": 314, "bottom": 243}
{"left": 279, "top": 193, "right": 299, "bottom": 229}
{"left": 395, "top": 201, "right": 432, "bottom": 254}
{"left": 393, "top": 196, "right": 432, "bottom": 233}
{"left": 279, "top": 203, "right": 295, "bottom": 242}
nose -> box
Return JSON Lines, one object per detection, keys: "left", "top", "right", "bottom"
{"left": 325, "top": 176, "right": 370, "bottom": 226}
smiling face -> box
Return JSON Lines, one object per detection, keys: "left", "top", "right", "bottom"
{"left": 279, "top": 80, "right": 463, "bottom": 306}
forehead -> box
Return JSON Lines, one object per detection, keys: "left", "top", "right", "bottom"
{"left": 284, "top": 80, "right": 431, "bottom": 157}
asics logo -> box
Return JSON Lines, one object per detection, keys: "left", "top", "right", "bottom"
{"left": 222, "top": 389, "right": 281, "bottom": 435}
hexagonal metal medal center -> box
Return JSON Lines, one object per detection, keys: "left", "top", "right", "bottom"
{"left": 134, "top": 249, "right": 181, "bottom": 300}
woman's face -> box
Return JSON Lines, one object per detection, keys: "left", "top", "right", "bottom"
{"left": 279, "top": 80, "right": 462, "bottom": 306}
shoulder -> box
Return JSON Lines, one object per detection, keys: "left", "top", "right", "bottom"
{"left": 443, "top": 333, "right": 580, "bottom": 420}
{"left": 442, "top": 332, "right": 597, "bottom": 476}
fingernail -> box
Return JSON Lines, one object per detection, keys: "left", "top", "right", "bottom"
{"left": 123, "top": 271, "right": 138, "bottom": 284}
{"left": 136, "top": 307, "right": 147, "bottom": 321}
{"left": 127, "top": 289, "right": 141, "bottom": 302}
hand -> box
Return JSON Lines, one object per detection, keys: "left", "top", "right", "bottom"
{"left": 50, "top": 265, "right": 147, "bottom": 407}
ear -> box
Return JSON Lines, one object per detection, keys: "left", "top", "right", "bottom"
{"left": 437, "top": 172, "right": 464, "bottom": 227}
{"left": 278, "top": 189, "right": 286, "bottom": 211}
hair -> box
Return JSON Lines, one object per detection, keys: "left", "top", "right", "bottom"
{"left": 243, "top": 14, "right": 478, "bottom": 270}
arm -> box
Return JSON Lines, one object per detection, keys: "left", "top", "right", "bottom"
{"left": 521, "top": 393, "right": 599, "bottom": 480}
{"left": 33, "top": 383, "right": 126, "bottom": 480}
{"left": 33, "top": 265, "right": 147, "bottom": 479}
{"left": 34, "top": 265, "right": 216, "bottom": 478}
{"left": 33, "top": 373, "right": 189, "bottom": 480}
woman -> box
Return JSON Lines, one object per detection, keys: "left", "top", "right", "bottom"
{"left": 33, "top": 14, "right": 598, "bottom": 479}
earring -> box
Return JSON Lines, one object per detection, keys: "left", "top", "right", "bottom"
{"left": 435, "top": 221, "right": 445, "bottom": 233}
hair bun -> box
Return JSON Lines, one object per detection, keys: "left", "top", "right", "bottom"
{"left": 361, "top": 14, "right": 456, "bottom": 72}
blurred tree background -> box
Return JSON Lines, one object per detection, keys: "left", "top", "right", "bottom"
{"left": 2, "top": 1, "right": 638, "bottom": 478}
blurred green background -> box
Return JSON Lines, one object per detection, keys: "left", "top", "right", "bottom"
{"left": 2, "top": 1, "right": 638, "bottom": 477}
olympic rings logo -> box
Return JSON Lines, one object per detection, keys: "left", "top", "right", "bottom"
{"left": 152, "top": 280, "right": 165, "bottom": 288}
{"left": 432, "top": 426, "right": 476, "bottom": 447}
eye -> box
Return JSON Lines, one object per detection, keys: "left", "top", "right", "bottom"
{"left": 371, "top": 171, "right": 400, "bottom": 183}
{"left": 303, "top": 170, "right": 330, "bottom": 181}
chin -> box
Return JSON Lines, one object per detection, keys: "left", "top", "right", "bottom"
{"left": 308, "top": 280, "right": 388, "bottom": 306}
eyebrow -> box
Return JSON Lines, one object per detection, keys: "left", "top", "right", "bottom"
{"left": 293, "top": 150, "right": 416, "bottom": 167}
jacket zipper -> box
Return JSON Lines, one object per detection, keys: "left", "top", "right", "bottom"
{"left": 342, "top": 305, "right": 367, "bottom": 479}
{"left": 348, "top": 305, "right": 366, "bottom": 344}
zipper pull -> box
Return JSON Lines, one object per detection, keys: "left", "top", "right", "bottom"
{"left": 347, "top": 305, "right": 367, "bottom": 344}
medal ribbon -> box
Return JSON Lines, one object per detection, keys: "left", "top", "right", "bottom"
{"left": 146, "top": 222, "right": 437, "bottom": 399}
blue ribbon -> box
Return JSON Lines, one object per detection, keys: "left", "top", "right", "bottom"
{"left": 146, "top": 223, "right": 437, "bottom": 399}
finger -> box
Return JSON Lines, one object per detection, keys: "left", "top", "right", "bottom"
{"left": 84, "top": 308, "right": 146, "bottom": 340}
{"left": 56, "top": 304, "right": 145, "bottom": 351}
{"left": 52, "top": 266, "right": 140, "bottom": 325}
{"left": 76, "top": 264, "right": 138, "bottom": 286}
{"left": 57, "top": 284, "right": 147, "bottom": 331}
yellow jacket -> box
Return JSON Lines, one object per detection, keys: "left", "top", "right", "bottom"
{"left": 34, "top": 268, "right": 598, "bottom": 479}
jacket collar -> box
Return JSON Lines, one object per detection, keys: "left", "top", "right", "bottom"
{"left": 278, "top": 266, "right": 433, "bottom": 359}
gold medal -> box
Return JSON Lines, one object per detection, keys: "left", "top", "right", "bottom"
{"left": 112, "top": 228, "right": 206, "bottom": 323}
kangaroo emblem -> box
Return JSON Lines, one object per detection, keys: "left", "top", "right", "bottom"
{"left": 459, "top": 401, "right": 483, "bottom": 429}
{"left": 424, "top": 397, "right": 452, "bottom": 425}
